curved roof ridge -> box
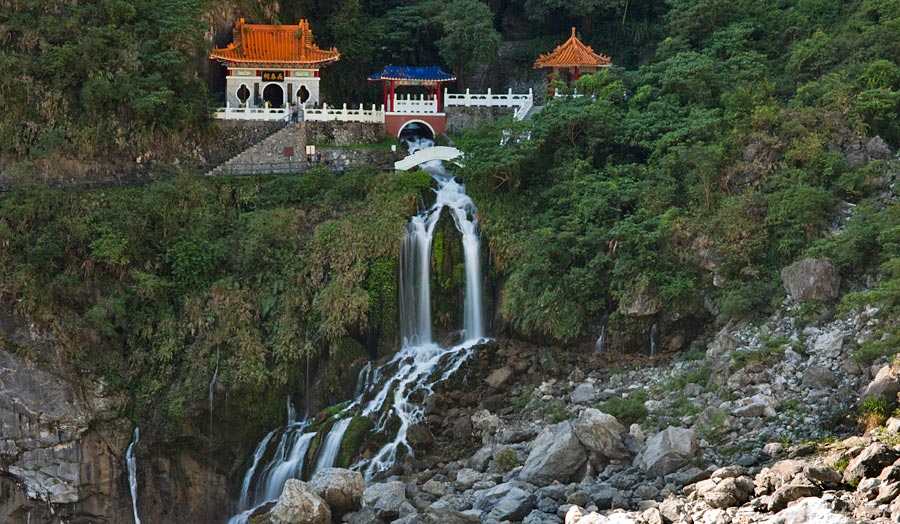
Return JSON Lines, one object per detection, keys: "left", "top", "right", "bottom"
{"left": 534, "top": 27, "right": 612, "bottom": 69}
{"left": 209, "top": 18, "right": 340, "bottom": 67}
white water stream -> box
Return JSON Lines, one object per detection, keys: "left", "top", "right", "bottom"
{"left": 126, "top": 427, "right": 141, "bottom": 524}
{"left": 228, "top": 135, "right": 485, "bottom": 523}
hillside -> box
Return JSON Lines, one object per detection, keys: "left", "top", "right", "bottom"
{"left": 1, "top": 1, "right": 900, "bottom": 523}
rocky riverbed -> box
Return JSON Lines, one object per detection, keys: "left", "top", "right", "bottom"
{"left": 246, "top": 266, "right": 900, "bottom": 524}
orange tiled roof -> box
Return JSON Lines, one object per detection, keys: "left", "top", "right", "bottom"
{"left": 534, "top": 27, "right": 611, "bottom": 69}
{"left": 209, "top": 19, "right": 340, "bottom": 67}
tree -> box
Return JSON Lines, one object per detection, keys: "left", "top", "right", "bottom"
{"left": 435, "top": 0, "right": 501, "bottom": 88}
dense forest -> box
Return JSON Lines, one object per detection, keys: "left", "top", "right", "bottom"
{"left": 1, "top": 0, "right": 900, "bottom": 454}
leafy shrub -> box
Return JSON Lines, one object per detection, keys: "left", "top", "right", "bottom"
{"left": 858, "top": 396, "right": 889, "bottom": 431}
{"left": 596, "top": 390, "right": 649, "bottom": 426}
{"left": 495, "top": 448, "right": 519, "bottom": 472}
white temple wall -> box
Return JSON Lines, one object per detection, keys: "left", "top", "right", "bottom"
{"left": 224, "top": 69, "right": 322, "bottom": 107}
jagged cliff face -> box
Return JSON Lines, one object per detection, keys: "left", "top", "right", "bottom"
{"left": 0, "top": 311, "right": 124, "bottom": 523}
{"left": 0, "top": 311, "right": 229, "bottom": 524}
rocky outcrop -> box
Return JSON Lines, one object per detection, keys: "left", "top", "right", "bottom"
{"left": 571, "top": 408, "right": 630, "bottom": 463}
{"left": 519, "top": 421, "right": 588, "bottom": 486}
{"left": 308, "top": 468, "right": 365, "bottom": 516}
{"left": 780, "top": 258, "right": 841, "bottom": 302}
{"left": 270, "top": 479, "right": 331, "bottom": 524}
{"left": 634, "top": 426, "right": 698, "bottom": 478}
{"left": 0, "top": 310, "right": 229, "bottom": 524}
{"left": 363, "top": 480, "right": 412, "bottom": 520}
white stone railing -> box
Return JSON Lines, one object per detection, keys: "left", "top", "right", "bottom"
{"left": 445, "top": 88, "right": 534, "bottom": 120}
{"left": 305, "top": 104, "right": 385, "bottom": 123}
{"left": 444, "top": 88, "right": 533, "bottom": 110}
{"left": 553, "top": 88, "right": 585, "bottom": 99}
{"left": 213, "top": 103, "right": 290, "bottom": 121}
{"left": 391, "top": 94, "right": 439, "bottom": 114}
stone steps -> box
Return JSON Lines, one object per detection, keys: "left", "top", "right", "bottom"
{"left": 206, "top": 123, "right": 307, "bottom": 176}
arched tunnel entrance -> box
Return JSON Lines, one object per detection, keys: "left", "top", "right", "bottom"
{"left": 398, "top": 121, "right": 436, "bottom": 152}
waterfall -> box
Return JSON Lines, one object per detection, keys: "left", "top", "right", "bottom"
{"left": 237, "top": 429, "right": 275, "bottom": 510}
{"left": 228, "top": 134, "right": 486, "bottom": 521}
{"left": 126, "top": 428, "right": 141, "bottom": 524}
{"left": 209, "top": 348, "right": 220, "bottom": 435}
{"left": 314, "top": 418, "right": 352, "bottom": 471}
{"left": 650, "top": 322, "right": 658, "bottom": 356}
{"left": 595, "top": 322, "right": 606, "bottom": 354}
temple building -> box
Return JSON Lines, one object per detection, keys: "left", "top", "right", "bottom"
{"left": 534, "top": 27, "right": 611, "bottom": 85}
{"left": 210, "top": 19, "right": 340, "bottom": 109}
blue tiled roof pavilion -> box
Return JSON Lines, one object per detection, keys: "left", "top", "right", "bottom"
{"left": 368, "top": 65, "right": 456, "bottom": 84}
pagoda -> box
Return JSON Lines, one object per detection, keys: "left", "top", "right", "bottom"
{"left": 534, "top": 27, "right": 611, "bottom": 85}
{"left": 210, "top": 19, "right": 340, "bottom": 109}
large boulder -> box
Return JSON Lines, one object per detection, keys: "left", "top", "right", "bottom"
{"left": 695, "top": 467, "right": 755, "bottom": 509}
{"left": 861, "top": 363, "right": 900, "bottom": 403}
{"left": 571, "top": 408, "right": 629, "bottom": 461}
{"left": 473, "top": 482, "right": 534, "bottom": 521}
{"left": 363, "top": 481, "right": 408, "bottom": 519}
{"left": 760, "top": 497, "right": 851, "bottom": 524}
{"left": 308, "top": 468, "right": 365, "bottom": 516}
{"left": 843, "top": 442, "right": 900, "bottom": 484}
{"left": 780, "top": 258, "right": 841, "bottom": 302}
{"left": 634, "top": 427, "right": 698, "bottom": 478}
{"left": 520, "top": 421, "right": 588, "bottom": 486}
{"left": 270, "top": 479, "right": 331, "bottom": 524}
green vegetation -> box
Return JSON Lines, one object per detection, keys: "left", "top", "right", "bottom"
{"left": 858, "top": 396, "right": 889, "bottom": 431}
{"left": 495, "top": 448, "right": 520, "bottom": 472}
{"left": 729, "top": 337, "right": 789, "bottom": 371}
{"left": 337, "top": 416, "right": 375, "bottom": 468}
{"left": 697, "top": 408, "right": 729, "bottom": 442}
{"left": 596, "top": 390, "right": 649, "bottom": 426}
{"left": 0, "top": 167, "right": 431, "bottom": 448}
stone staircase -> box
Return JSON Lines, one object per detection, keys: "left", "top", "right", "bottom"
{"left": 206, "top": 122, "right": 307, "bottom": 176}
{"left": 523, "top": 105, "right": 543, "bottom": 120}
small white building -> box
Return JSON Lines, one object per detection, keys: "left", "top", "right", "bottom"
{"left": 210, "top": 18, "right": 339, "bottom": 111}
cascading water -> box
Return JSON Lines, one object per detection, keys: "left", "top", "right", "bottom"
{"left": 228, "top": 133, "right": 486, "bottom": 522}
{"left": 314, "top": 418, "right": 352, "bottom": 471}
{"left": 126, "top": 428, "right": 141, "bottom": 524}
{"left": 595, "top": 322, "right": 606, "bottom": 354}
{"left": 209, "top": 348, "right": 220, "bottom": 435}
{"left": 650, "top": 322, "right": 658, "bottom": 356}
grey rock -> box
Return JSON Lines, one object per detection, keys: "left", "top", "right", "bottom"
{"left": 843, "top": 442, "right": 900, "bottom": 484}
{"left": 760, "top": 496, "right": 850, "bottom": 523}
{"left": 485, "top": 367, "right": 514, "bottom": 389}
{"left": 867, "top": 136, "right": 893, "bottom": 161}
{"left": 421, "top": 508, "right": 481, "bottom": 524}
{"left": 342, "top": 507, "right": 384, "bottom": 524}
{"left": 570, "top": 383, "right": 599, "bottom": 404}
{"left": 429, "top": 494, "right": 472, "bottom": 512}
{"left": 309, "top": 468, "right": 365, "bottom": 516}
{"left": 455, "top": 468, "right": 481, "bottom": 489}
{"left": 572, "top": 408, "right": 629, "bottom": 461}
{"left": 634, "top": 427, "right": 698, "bottom": 478}
{"left": 861, "top": 363, "right": 900, "bottom": 403}
{"left": 781, "top": 258, "right": 841, "bottom": 302}
{"left": 524, "top": 509, "right": 563, "bottom": 524}
{"left": 768, "top": 483, "right": 822, "bottom": 512}
{"left": 469, "top": 446, "right": 494, "bottom": 472}
{"left": 520, "top": 421, "right": 588, "bottom": 486}
{"left": 271, "top": 479, "right": 331, "bottom": 524}
{"left": 364, "top": 481, "right": 408, "bottom": 519}
{"left": 812, "top": 329, "right": 844, "bottom": 359}
{"left": 802, "top": 366, "right": 837, "bottom": 389}
{"left": 658, "top": 495, "right": 685, "bottom": 524}
{"left": 665, "top": 466, "right": 709, "bottom": 486}
{"left": 487, "top": 487, "right": 534, "bottom": 521}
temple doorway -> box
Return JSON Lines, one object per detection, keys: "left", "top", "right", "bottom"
{"left": 262, "top": 84, "right": 284, "bottom": 107}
